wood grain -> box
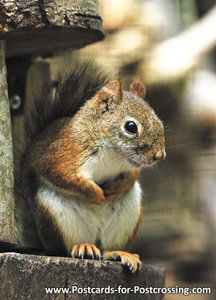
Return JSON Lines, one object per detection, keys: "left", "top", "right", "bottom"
{"left": 0, "top": 0, "right": 105, "bottom": 57}
{"left": 0, "top": 41, "right": 17, "bottom": 244}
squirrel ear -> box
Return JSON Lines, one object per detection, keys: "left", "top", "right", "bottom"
{"left": 130, "top": 80, "right": 146, "bottom": 99}
{"left": 96, "top": 80, "right": 122, "bottom": 113}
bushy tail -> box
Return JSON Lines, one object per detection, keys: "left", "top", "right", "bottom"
{"left": 24, "top": 61, "right": 112, "bottom": 146}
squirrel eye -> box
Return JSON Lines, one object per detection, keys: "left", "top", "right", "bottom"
{"left": 124, "top": 121, "right": 138, "bottom": 135}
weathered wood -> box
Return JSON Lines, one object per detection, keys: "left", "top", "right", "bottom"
{"left": 0, "top": 253, "right": 165, "bottom": 300}
{"left": 0, "top": 41, "right": 16, "bottom": 244}
{"left": 0, "top": 0, "right": 105, "bottom": 57}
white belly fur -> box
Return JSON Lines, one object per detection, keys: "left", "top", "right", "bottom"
{"left": 37, "top": 181, "right": 142, "bottom": 254}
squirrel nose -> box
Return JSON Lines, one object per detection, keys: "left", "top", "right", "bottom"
{"left": 154, "top": 150, "right": 166, "bottom": 161}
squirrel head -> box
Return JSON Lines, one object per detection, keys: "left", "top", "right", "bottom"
{"left": 76, "top": 79, "right": 166, "bottom": 169}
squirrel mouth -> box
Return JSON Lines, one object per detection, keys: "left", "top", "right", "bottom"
{"left": 128, "top": 158, "right": 145, "bottom": 168}
{"left": 128, "top": 157, "right": 156, "bottom": 168}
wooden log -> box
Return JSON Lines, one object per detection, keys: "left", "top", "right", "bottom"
{"left": 0, "top": 253, "right": 165, "bottom": 300}
{"left": 0, "top": 0, "right": 105, "bottom": 57}
{"left": 0, "top": 40, "right": 16, "bottom": 245}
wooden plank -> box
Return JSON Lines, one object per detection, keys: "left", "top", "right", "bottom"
{"left": 0, "top": 40, "right": 16, "bottom": 245}
{"left": 0, "top": 0, "right": 105, "bottom": 57}
{"left": 0, "top": 253, "right": 165, "bottom": 300}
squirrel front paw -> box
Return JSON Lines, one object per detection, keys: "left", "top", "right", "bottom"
{"left": 88, "top": 184, "right": 106, "bottom": 205}
{"left": 100, "top": 173, "right": 136, "bottom": 201}
{"left": 100, "top": 178, "right": 126, "bottom": 201}
{"left": 71, "top": 243, "right": 101, "bottom": 260}
{"left": 103, "top": 250, "right": 141, "bottom": 273}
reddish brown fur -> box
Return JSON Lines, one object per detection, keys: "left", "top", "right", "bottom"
{"left": 28, "top": 94, "right": 142, "bottom": 205}
{"left": 28, "top": 119, "right": 105, "bottom": 204}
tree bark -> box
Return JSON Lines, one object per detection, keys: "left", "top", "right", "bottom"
{"left": 0, "top": 40, "right": 16, "bottom": 245}
{"left": 0, "top": 0, "right": 105, "bottom": 57}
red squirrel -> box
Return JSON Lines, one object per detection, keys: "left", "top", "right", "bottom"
{"left": 13, "top": 62, "right": 166, "bottom": 273}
